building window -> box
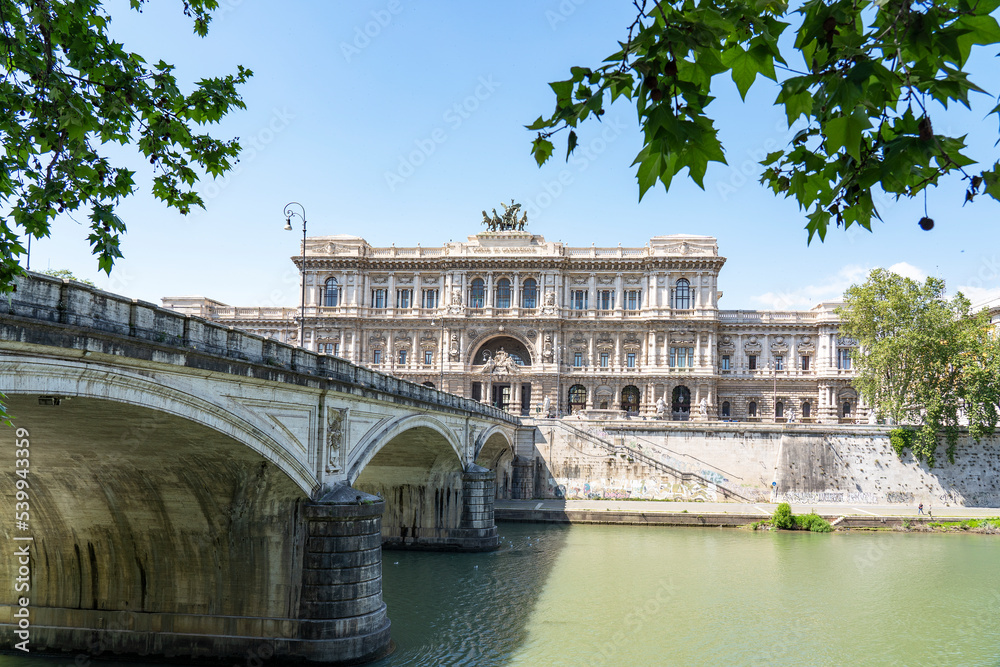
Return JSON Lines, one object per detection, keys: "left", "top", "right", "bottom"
{"left": 333, "top": 342, "right": 340, "bottom": 356}
{"left": 776, "top": 401, "right": 784, "bottom": 418}
{"left": 372, "top": 349, "right": 382, "bottom": 364}
{"left": 495, "top": 278, "right": 512, "bottom": 309}
{"left": 324, "top": 277, "right": 340, "bottom": 307}
{"left": 802, "top": 402, "right": 811, "bottom": 418}
{"left": 721, "top": 401, "right": 731, "bottom": 417}
{"left": 748, "top": 401, "right": 757, "bottom": 417}
{"left": 396, "top": 288, "right": 412, "bottom": 309}
{"left": 568, "top": 384, "right": 587, "bottom": 410}
{"left": 469, "top": 278, "right": 485, "bottom": 309}
{"left": 471, "top": 382, "right": 482, "bottom": 401}
{"left": 371, "top": 289, "right": 387, "bottom": 309}
{"left": 801, "top": 355, "right": 810, "bottom": 371}
{"left": 625, "top": 290, "right": 641, "bottom": 310}
{"left": 600, "top": 352, "right": 609, "bottom": 368}
{"left": 721, "top": 354, "right": 731, "bottom": 370}
{"left": 398, "top": 349, "right": 407, "bottom": 365}
{"left": 571, "top": 289, "right": 588, "bottom": 310}
{"left": 424, "top": 350, "right": 433, "bottom": 365}
{"left": 573, "top": 351, "right": 583, "bottom": 367}
{"left": 748, "top": 354, "right": 758, "bottom": 370}
{"left": 775, "top": 355, "right": 783, "bottom": 371}
{"left": 522, "top": 278, "right": 538, "bottom": 309}
{"left": 675, "top": 278, "right": 690, "bottom": 309}
{"left": 843, "top": 402, "right": 852, "bottom": 417}
{"left": 598, "top": 289, "right": 614, "bottom": 310}
{"left": 318, "top": 342, "right": 334, "bottom": 354}
{"left": 837, "top": 348, "right": 852, "bottom": 369}
{"left": 669, "top": 347, "right": 694, "bottom": 368}
{"left": 626, "top": 352, "right": 637, "bottom": 368}
{"left": 421, "top": 289, "right": 439, "bottom": 309}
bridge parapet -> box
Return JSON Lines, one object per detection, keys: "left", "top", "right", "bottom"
{"left": 4, "top": 271, "right": 517, "bottom": 426}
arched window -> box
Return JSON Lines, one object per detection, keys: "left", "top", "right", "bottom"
{"left": 721, "top": 401, "right": 731, "bottom": 417}
{"left": 469, "top": 278, "right": 485, "bottom": 309}
{"left": 802, "top": 402, "right": 811, "bottom": 418}
{"left": 324, "top": 277, "right": 340, "bottom": 307}
{"left": 675, "top": 278, "right": 691, "bottom": 310}
{"left": 776, "top": 401, "right": 784, "bottom": 418}
{"left": 568, "top": 384, "right": 587, "bottom": 412}
{"left": 748, "top": 401, "right": 757, "bottom": 417}
{"left": 843, "top": 402, "right": 852, "bottom": 417}
{"left": 621, "top": 385, "right": 641, "bottom": 413}
{"left": 522, "top": 278, "right": 538, "bottom": 309}
{"left": 495, "top": 278, "right": 511, "bottom": 309}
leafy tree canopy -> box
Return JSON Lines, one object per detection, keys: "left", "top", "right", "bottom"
{"left": 40, "top": 268, "right": 94, "bottom": 285}
{"left": 529, "top": 0, "right": 1000, "bottom": 242}
{"left": 838, "top": 268, "right": 1000, "bottom": 465}
{"left": 0, "top": 0, "right": 251, "bottom": 294}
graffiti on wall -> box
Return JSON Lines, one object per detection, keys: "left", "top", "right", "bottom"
{"left": 556, "top": 476, "right": 717, "bottom": 502}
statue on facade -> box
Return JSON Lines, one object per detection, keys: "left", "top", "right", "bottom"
{"left": 698, "top": 397, "right": 708, "bottom": 419}
{"left": 449, "top": 333, "right": 460, "bottom": 360}
{"left": 867, "top": 409, "right": 878, "bottom": 425}
{"left": 542, "top": 334, "right": 553, "bottom": 361}
{"left": 655, "top": 396, "right": 667, "bottom": 419}
{"left": 786, "top": 405, "right": 796, "bottom": 423}
{"left": 543, "top": 395, "right": 552, "bottom": 417}
{"left": 481, "top": 200, "right": 528, "bottom": 232}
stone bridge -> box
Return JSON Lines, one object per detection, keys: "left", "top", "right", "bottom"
{"left": 0, "top": 273, "right": 521, "bottom": 664}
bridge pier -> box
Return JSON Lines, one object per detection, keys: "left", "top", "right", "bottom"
{"left": 294, "top": 486, "right": 392, "bottom": 664}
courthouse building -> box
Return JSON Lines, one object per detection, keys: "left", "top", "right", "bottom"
{"left": 164, "top": 226, "right": 864, "bottom": 423}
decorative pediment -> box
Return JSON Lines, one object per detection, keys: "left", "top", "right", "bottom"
{"left": 571, "top": 276, "right": 588, "bottom": 285}
{"left": 798, "top": 335, "right": 815, "bottom": 354}
{"left": 396, "top": 275, "right": 413, "bottom": 284}
{"left": 596, "top": 336, "right": 614, "bottom": 350}
{"left": 670, "top": 330, "right": 696, "bottom": 345}
{"left": 597, "top": 275, "right": 615, "bottom": 285}
{"left": 421, "top": 276, "right": 439, "bottom": 285}
{"left": 370, "top": 275, "right": 388, "bottom": 284}
{"left": 837, "top": 336, "right": 858, "bottom": 347}
{"left": 625, "top": 276, "right": 642, "bottom": 285}
{"left": 369, "top": 332, "right": 386, "bottom": 346}
{"left": 744, "top": 335, "right": 762, "bottom": 354}
{"left": 770, "top": 335, "right": 789, "bottom": 354}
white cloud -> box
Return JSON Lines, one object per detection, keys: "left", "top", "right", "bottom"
{"left": 750, "top": 264, "right": 870, "bottom": 310}
{"left": 750, "top": 261, "right": 933, "bottom": 310}
{"left": 956, "top": 285, "right": 1000, "bottom": 308}
{"left": 887, "top": 261, "right": 928, "bottom": 281}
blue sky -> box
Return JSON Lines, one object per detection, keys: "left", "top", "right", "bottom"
{"left": 27, "top": 1, "right": 1000, "bottom": 311}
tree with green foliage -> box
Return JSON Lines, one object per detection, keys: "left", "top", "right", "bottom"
{"left": 529, "top": 0, "right": 1000, "bottom": 241}
{"left": 838, "top": 268, "right": 1000, "bottom": 465}
{"left": 0, "top": 0, "right": 251, "bottom": 295}
{"left": 40, "top": 268, "right": 95, "bottom": 286}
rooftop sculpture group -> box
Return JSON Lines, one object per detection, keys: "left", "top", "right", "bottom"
{"left": 481, "top": 199, "right": 528, "bottom": 231}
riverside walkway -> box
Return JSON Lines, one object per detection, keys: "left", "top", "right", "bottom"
{"left": 495, "top": 499, "right": 999, "bottom": 528}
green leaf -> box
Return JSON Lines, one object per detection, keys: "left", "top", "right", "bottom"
{"left": 721, "top": 45, "right": 757, "bottom": 100}
{"left": 531, "top": 137, "right": 554, "bottom": 167}
{"left": 566, "top": 130, "right": 578, "bottom": 161}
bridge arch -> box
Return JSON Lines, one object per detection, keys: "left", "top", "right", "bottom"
{"left": 474, "top": 425, "right": 515, "bottom": 499}
{"left": 1, "top": 356, "right": 318, "bottom": 493}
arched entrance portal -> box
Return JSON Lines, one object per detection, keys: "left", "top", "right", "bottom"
{"left": 568, "top": 384, "right": 587, "bottom": 413}
{"left": 672, "top": 385, "right": 691, "bottom": 421}
{"left": 471, "top": 336, "right": 532, "bottom": 414}
{"left": 621, "top": 385, "right": 640, "bottom": 414}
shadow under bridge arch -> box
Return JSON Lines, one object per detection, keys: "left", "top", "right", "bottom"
{"left": 475, "top": 425, "right": 515, "bottom": 500}
{"left": 352, "top": 415, "right": 499, "bottom": 551}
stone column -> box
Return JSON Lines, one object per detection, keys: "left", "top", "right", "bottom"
{"left": 296, "top": 485, "right": 392, "bottom": 664}
{"left": 457, "top": 466, "right": 499, "bottom": 551}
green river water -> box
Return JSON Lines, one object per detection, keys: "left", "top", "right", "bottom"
{"left": 2, "top": 522, "right": 999, "bottom": 666}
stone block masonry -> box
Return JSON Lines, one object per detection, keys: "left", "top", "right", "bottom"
{"left": 516, "top": 419, "right": 1000, "bottom": 507}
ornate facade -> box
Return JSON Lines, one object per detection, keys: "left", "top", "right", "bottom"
{"left": 164, "top": 230, "right": 865, "bottom": 423}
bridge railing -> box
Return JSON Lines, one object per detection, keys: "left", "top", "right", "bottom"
{"left": 3, "top": 272, "right": 517, "bottom": 425}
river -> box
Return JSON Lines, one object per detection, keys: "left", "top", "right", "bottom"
{"left": 2, "top": 522, "right": 999, "bottom": 666}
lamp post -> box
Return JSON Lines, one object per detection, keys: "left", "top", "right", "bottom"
{"left": 283, "top": 202, "right": 307, "bottom": 349}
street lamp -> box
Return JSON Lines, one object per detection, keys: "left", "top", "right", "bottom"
{"left": 283, "top": 202, "right": 307, "bottom": 349}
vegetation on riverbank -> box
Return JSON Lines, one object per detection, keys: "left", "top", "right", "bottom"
{"left": 749, "top": 503, "right": 833, "bottom": 532}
